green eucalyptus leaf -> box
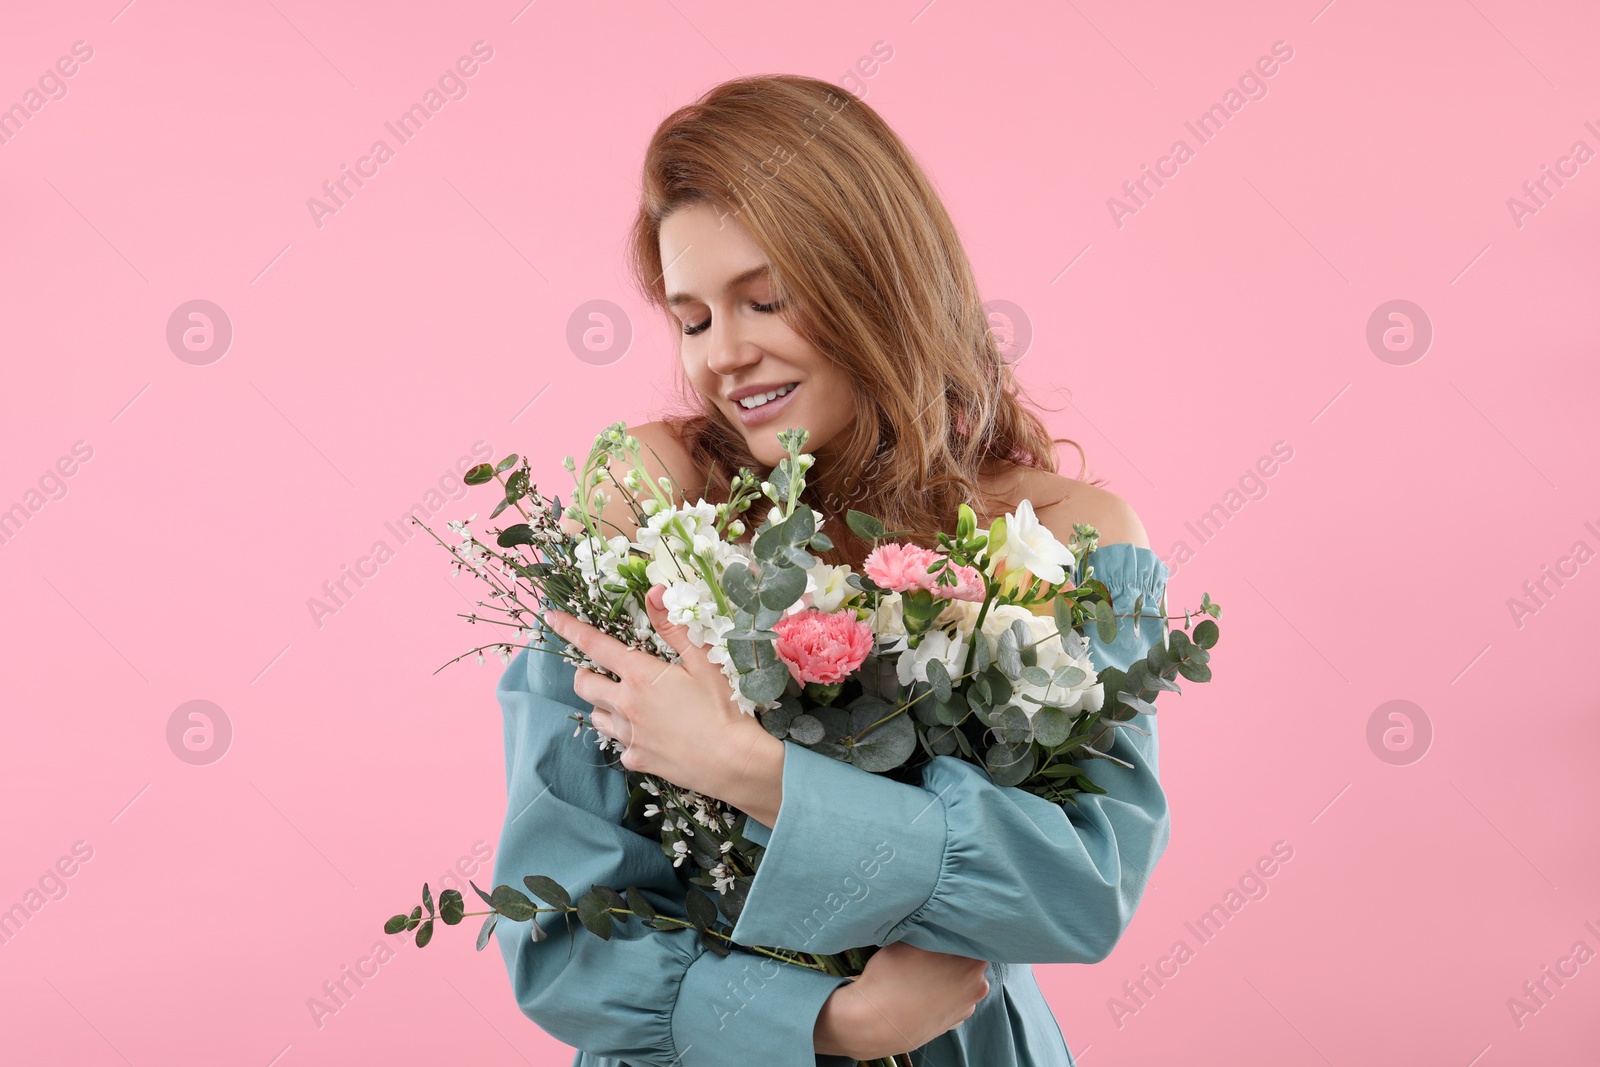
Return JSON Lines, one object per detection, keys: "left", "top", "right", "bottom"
{"left": 722, "top": 563, "right": 757, "bottom": 609}
{"left": 575, "top": 892, "right": 614, "bottom": 940}
{"left": 788, "top": 713, "right": 825, "bottom": 745}
{"left": 463, "top": 463, "right": 495, "bottom": 486}
{"left": 780, "top": 545, "right": 816, "bottom": 570}
{"left": 685, "top": 889, "right": 719, "bottom": 931}
{"left": 522, "top": 875, "right": 571, "bottom": 910}
{"left": 1117, "top": 692, "right": 1158, "bottom": 716}
{"left": 969, "top": 630, "right": 991, "bottom": 674}
{"left": 758, "top": 564, "right": 807, "bottom": 611}
{"left": 1021, "top": 665, "right": 1052, "bottom": 688}
{"left": 440, "top": 888, "right": 465, "bottom": 926}
{"left": 497, "top": 524, "right": 534, "bottom": 548}
{"left": 591, "top": 884, "right": 631, "bottom": 924}
{"left": 470, "top": 880, "right": 495, "bottom": 907}
{"left": 1052, "top": 665, "right": 1087, "bottom": 689}
{"left": 491, "top": 885, "right": 537, "bottom": 922}
{"left": 848, "top": 700, "right": 916, "bottom": 773}
{"left": 1034, "top": 705, "right": 1072, "bottom": 747}
{"left": 496, "top": 453, "right": 519, "bottom": 472}
{"left": 475, "top": 910, "right": 499, "bottom": 951}
{"left": 846, "top": 510, "right": 887, "bottom": 541}
{"left": 422, "top": 883, "right": 435, "bottom": 917}
{"left": 994, "top": 703, "right": 1034, "bottom": 745}
{"left": 1094, "top": 600, "right": 1118, "bottom": 644}
{"left": 414, "top": 919, "right": 435, "bottom": 948}
{"left": 1053, "top": 595, "right": 1074, "bottom": 646}
{"left": 384, "top": 914, "right": 409, "bottom": 935}
{"left": 625, "top": 886, "right": 658, "bottom": 922}
{"left": 925, "top": 657, "right": 953, "bottom": 703}
{"left": 700, "top": 927, "right": 732, "bottom": 957}
{"left": 761, "top": 700, "right": 801, "bottom": 739}
{"left": 934, "top": 693, "right": 968, "bottom": 726}
{"left": 984, "top": 742, "right": 1034, "bottom": 787}
{"left": 726, "top": 635, "right": 759, "bottom": 673}
{"left": 741, "top": 662, "right": 790, "bottom": 705}
{"left": 997, "top": 627, "right": 1023, "bottom": 679}
{"left": 1194, "top": 619, "right": 1219, "bottom": 648}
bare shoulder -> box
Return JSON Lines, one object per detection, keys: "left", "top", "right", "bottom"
{"left": 558, "top": 420, "right": 705, "bottom": 540}
{"left": 626, "top": 420, "right": 707, "bottom": 501}
{"left": 986, "top": 464, "right": 1150, "bottom": 550}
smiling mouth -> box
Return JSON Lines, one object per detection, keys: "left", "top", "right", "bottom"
{"left": 735, "top": 382, "right": 800, "bottom": 410}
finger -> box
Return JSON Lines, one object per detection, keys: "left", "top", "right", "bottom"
{"left": 546, "top": 609, "right": 649, "bottom": 681}
{"left": 573, "top": 664, "right": 625, "bottom": 719}
{"left": 643, "top": 584, "right": 714, "bottom": 679}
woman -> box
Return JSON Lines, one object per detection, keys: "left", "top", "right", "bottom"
{"left": 491, "top": 74, "right": 1172, "bottom": 1066}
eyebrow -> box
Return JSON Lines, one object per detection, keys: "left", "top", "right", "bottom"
{"left": 665, "top": 263, "right": 771, "bottom": 308}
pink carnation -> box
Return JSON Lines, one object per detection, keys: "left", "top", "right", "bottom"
{"left": 930, "top": 561, "right": 987, "bottom": 602}
{"left": 772, "top": 608, "right": 875, "bottom": 685}
{"left": 864, "top": 542, "right": 986, "bottom": 602}
{"left": 864, "top": 542, "right": 943, "bottom": 593}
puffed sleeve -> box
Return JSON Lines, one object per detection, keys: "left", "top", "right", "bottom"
{"left": 491, "top": 632, "right": 854, "bottom": 1066}
{"left": 728, "top": 543, "right": 1173, "bottom": 966}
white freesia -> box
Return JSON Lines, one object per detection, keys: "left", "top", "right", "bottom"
{"left": 991, "top": 499, "right": 1076, "bottom": 586}
{"left": 803, "top": 563, "right": 856, "bottom": 614}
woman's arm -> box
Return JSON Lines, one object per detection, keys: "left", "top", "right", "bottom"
{"left": 727, "top": 542, "right": 1173, "bottom": 965}
{"left": 491, "top": 638, "right": 853, "bottom": 1065}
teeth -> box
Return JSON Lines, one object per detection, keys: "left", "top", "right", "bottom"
{"left": 738, "top": 382, "right": 798, "bottom": 409}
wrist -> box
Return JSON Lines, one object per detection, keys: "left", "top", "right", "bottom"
{"left": 722, "top": 729, "right": 785, "bottom": 827}
{"left": 814, "top": 981, "right": 866, "bottom": 1059}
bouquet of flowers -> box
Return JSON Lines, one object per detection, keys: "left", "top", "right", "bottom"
{"left": 384, "top": 422, "right": 1221, "bottom": 1067}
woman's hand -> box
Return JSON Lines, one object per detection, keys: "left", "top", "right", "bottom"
{"left": 814, "top": 942, "right": 992, "bottom": 1060}
{"left": 542, "top": 584, "right": 785, "bottom": 814}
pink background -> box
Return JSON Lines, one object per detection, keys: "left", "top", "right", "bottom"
{"left": 2, "top": 0, "right": 1597, "bottom": 1063}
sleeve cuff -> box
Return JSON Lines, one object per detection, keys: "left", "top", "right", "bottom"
{"left": 728, "top": 740, "right": 948, "bottom": 953}
{"left": 672, "top": 948, "right": 853, "bottom": 1066}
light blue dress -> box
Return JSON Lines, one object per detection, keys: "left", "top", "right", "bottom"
{"left": 491, "top": 542, "right": 1172, "bottom": 1066}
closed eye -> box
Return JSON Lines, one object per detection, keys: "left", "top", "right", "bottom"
{"left": 682, "top": 300, "right": 783, "bottom": 337}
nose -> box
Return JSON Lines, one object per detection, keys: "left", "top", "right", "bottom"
{"left": 704, "top": 310, "right": 763, "bottom": 378}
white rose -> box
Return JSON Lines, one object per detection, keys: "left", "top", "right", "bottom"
{"left": 894, "top": 628, "right": 970, "bottom": 689}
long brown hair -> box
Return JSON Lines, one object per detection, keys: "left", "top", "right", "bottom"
{"left": 627, "top": 74, "right": 1098, "bottom": 571}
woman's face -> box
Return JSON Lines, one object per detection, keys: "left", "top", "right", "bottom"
{"left": 659, "top": 202, "right": 856, "bottom": 469}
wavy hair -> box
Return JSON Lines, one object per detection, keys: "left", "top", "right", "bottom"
{"left": 627, "top": 73, "right": 1098, "bottom": 571}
